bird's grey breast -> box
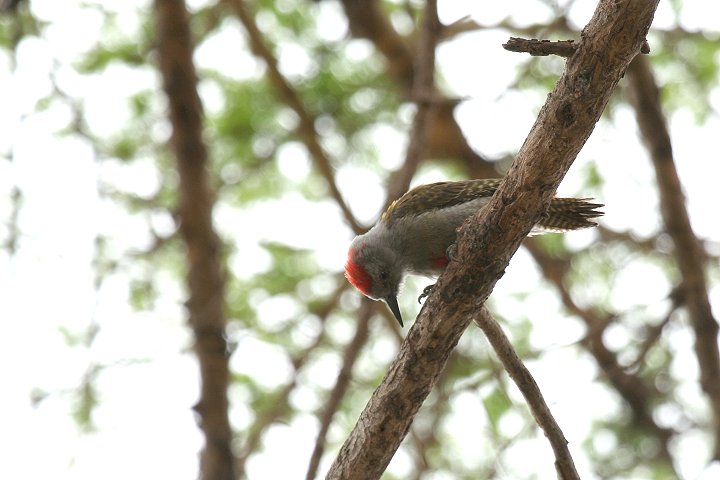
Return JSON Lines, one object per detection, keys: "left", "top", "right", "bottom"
{"left": 388, "top": 196, "right": 491, "bottom": 274}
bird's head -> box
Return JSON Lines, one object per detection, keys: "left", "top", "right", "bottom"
{"left": 345, "top": 239, "right": 404, "bottom": 326}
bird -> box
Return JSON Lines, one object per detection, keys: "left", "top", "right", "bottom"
{"left": 344, "top": 178, "right": 603, "bottom": 327}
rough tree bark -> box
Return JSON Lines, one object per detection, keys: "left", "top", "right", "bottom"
{"left": 326, "top": 1, "right": 660, "bottom": 479}
{"left": 154, "top": 1, "right": 235, "bottom": 480}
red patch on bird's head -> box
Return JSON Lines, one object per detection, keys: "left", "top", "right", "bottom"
{"left": 345, "top": 249, "right": 373, "bottom": 296}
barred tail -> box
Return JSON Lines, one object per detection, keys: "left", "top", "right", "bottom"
{"left": 534, "top": 197, "right": 604, "bottom": 233}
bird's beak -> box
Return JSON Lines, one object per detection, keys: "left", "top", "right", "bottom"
{"left": 385, "top": 295, "right": 403, "bottom": 327}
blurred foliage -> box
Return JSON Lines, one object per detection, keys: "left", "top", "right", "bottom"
{"left": 2, "top": 0, "right": 720, "bottom": 479}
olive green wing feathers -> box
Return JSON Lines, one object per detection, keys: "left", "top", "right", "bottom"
{"left": 382, "top": 179, "right": 502, "bottom": 225}
{"left": 382, "top": 178, "right": 603, "bottom": 232}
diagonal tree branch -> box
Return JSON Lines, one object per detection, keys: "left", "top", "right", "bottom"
{"left": 474, "top": 307, "right": 578, "bottom": 479}
{"left": 327, "top": 2, "right": 659, "bottom": 478}
{"left": 229, "top": 0, "right": 364, "bottom": 235}
{"left": 626, "top": 55, "right": 720, "bottom": 458}
{"left": 524, "top": 239, "right": 678, "bottom": 473}
{"left": 626, "top": 291, "right": 680, "bottom": 370}
{"left": 153, "top": 1, "right": 234, "bottom": 479}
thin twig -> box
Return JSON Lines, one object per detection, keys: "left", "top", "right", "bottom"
{"left": 626, "top": 286, "right": 684, "bottom": 370}
{"left": 474, "top": 307, "right": 580, "bottom": 480}
{"left": 503, "top": 36, "right": 649, "bottom": 57}
{"left": 503, "top": 37, "right": 578, "bottom": 57}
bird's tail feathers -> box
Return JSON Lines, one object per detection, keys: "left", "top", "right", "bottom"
{"left": 534, "top": 198, "right": 604, "bottom": 234}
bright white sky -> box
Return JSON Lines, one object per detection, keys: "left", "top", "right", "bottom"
{"left": 1, "top": 0, "right": 720, "bottom": 479}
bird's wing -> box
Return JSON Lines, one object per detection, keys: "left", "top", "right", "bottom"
{"left": 382, "top": 179, "right": 502, "bottom": 225}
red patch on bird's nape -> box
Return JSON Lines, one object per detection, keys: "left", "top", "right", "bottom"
{"left": 345, "top": 248, "right": 373, "bottom": 296}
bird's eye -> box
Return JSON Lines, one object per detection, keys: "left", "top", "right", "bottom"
{"left": 380, "top": 271, "right": 388, "bottom": 280}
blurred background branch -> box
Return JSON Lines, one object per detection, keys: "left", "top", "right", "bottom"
{"left": 153, "top": 0, "right": 234, "bottom": 479}
{"left": 626, "top": 54, "right": 720, "bottom": 459}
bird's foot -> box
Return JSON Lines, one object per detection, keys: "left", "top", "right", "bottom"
{"left": 446, "top": 242, "right": 458, "bottom": 262}
{"left": 418, "top": 284, "right": 435, "bottom": 304}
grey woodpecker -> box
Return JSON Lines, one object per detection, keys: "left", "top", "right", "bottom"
{"left": 344, "top": 178, "right": 603, "bottom": 326}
